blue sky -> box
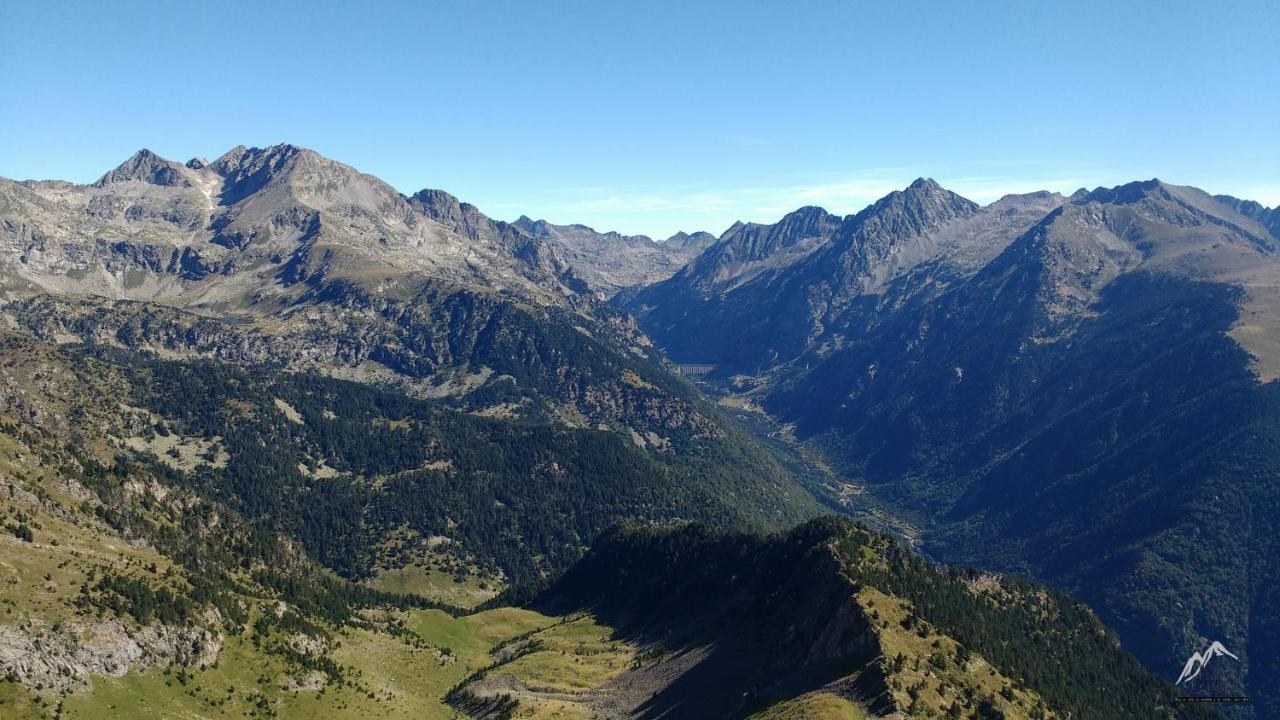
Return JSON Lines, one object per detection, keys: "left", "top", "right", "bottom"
{"left": 2, "top": 1, "right": 1277, "bottom": 238}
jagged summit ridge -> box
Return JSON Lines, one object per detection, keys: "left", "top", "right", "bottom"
{"left": 843, "top": 176, "right": 980, "bottom": 239}
{"left": 0, "top": 143, "right": 601, "bottom": 307}
{"left": 94, "top": 148, "right": 193, "bottom": 188}
{"left": 621, "top": 175, "right": 1280, "bottom": 379}
{"left": 2, "top": 142, "right": 723, "bottom": 303}
{"left": 414, "top": 194, "right": 713, "bottom": 294}
{"left": 1216, "top": 192, "right": 1280, "bottom": 240}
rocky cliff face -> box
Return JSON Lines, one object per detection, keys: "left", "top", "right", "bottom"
{"left": 0, "top": 618, "right": 222, "bottom": 693}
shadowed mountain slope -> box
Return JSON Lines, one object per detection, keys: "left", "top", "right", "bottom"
{"left": 452, "top": 519, "right": 1218, "bottom": 719}
{"left": 621, "top": 179, "right": 1280, "bottom": 716}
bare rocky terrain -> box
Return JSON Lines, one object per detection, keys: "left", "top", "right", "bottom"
{"left": 0, "top": 618, "right": 221, "bottom": 693}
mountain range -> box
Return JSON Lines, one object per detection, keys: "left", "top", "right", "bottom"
{"left": 408, "top": 187, "right": 717, "bottom": 298}
{"left": 1, "top": 144, "right": 1276, "bottom": 718}
{"left": 0, "top": 143, "right": 829, "bottom": 579}
{"left": 620, "top": 176, "right": 1280, "bottom": 717}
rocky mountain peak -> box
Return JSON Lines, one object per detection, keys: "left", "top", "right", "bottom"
{"left": 210, "top": 144, "right": 249, "bottom": 170}
{"left": 514, "top": 216, "right": 645, "bottom": 244}
{"left": 821, "top": 180, "right": 980, "bottom": 271}
{"left": 511, "top": 215, "right": 547, "bottom": 234}
{"left": 1075, "top": 179, "right": 1278, "bottom": 253}
{"left": 663, "top": 230, "right": 716, "bottom": 247}
{"left": 410, "top": 196, "right": 710, "bottom": 294}
{"left": 206, "top": 144, "right": 338, "bottom": 191}
{"left": 979, "top": 178, "right": 1280, "bottom": 331}
{"left": 899, "top": 177, "right": 970, "bottom": 209}
{"left": 409, "top": 188, "right": 500, "bottom": 242}
{"left": 209, "top": 143, "right": 310, "bottom": 178}
{"left": 907, "top": 176, "right": 943, "bottom": 191}
{"left": 409, "top": 188, "right": 465, "bottom": 218}
{"left": 990, "top": 190, "right": 1063, "bottom": 207}
{"left": 1215, "top": 193, "right": 1280, "bottom": 240}
{"left": 208, "top": 144, "right": 296, "bottom": 204}
{"left": 858, "top": 178, "right": 979, "bottom": 231}
{"left": 1076, "top": 178, "right": 1169, "bottom": 205}
{"left": 712, "top": 206, "right": 842, "bottom": 264}
{"left": 778, "top": 205, "right": 841, "bottom": 233}
{"left": 1215, "top": 194, "right": 1270, "bottom": 218}
{"left": 205, "top": 143, "right": 409, "bottom": 217}
{"left": 657, "top": 207, "right": 843, "bottom": 299}
{"left": 94, "top": 148, "right": 192, "bottom": 188}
